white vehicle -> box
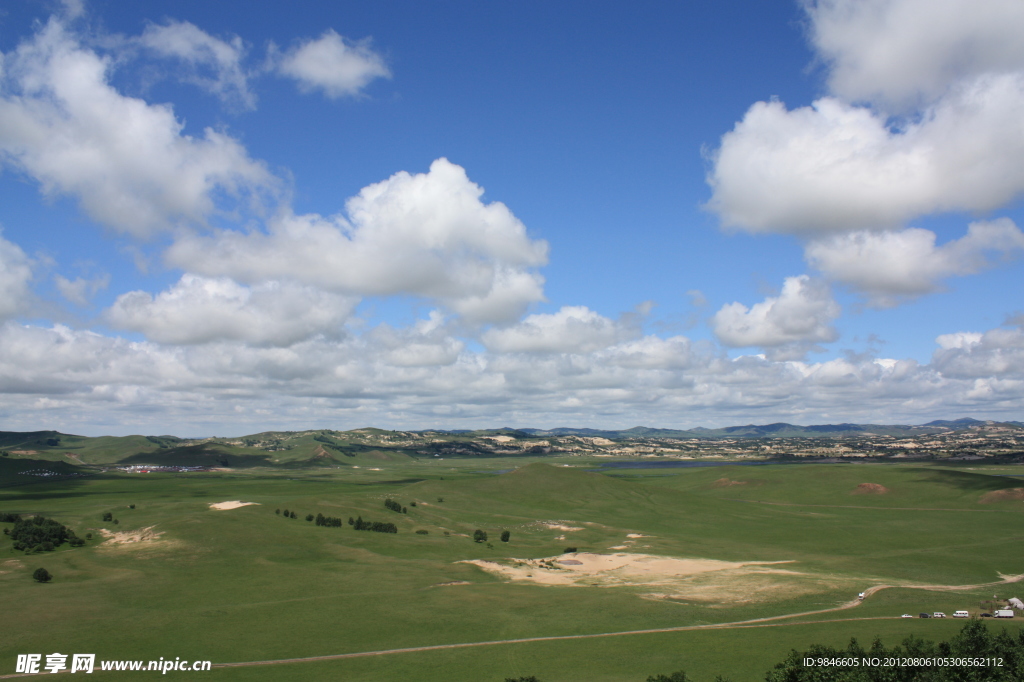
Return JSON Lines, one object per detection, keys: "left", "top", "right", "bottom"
{"left": 995, "top": 609, "right": 1015, "bottom": 618}
{"left": 933, "top": 612, "right": 946, "bottom": 618}
{"left": 901, "top": 614, "right": 913, "bottom": 618}
{"left": 953, "top": 610, "right": 970, "bottom": 618}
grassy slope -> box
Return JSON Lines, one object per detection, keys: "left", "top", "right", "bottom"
{"left": 1, "top": 461, "right": 1022, "bottom": 681}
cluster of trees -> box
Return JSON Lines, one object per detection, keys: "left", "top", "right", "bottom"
{"left": 315, "top": 513, "right": 344, "bottom": 527}
{"left": 353, "top": 516, "right": 398, "bottom": 533}
{"left": 473, "top": 529, "right": 487, "bottom": 543}
{"left": 1, "top": 512, "right": 22, "bottom": 523}
{"left": 384, "top": 499, "right": 407, "bottom": 514}
{"left": 764, "top": 620, "right": 1024, "bottom": 680}
{"left": 10, "top": 516, "right": 84, "bottom": 552}
{"left": 312, "top": 434, "right": 354, "bottom": 456}
{"left": 276, "top": 509, "right": 298, "bottom": 519}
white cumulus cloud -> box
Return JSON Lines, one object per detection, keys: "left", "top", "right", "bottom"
{"left": 106, "top": 274, "right": 357, "bottom": 346}
{"left": 807, "top": 0, "right": 1024, "bottom": 110}
{"left": 712, "top": 276, "right": 840, "bottom": 356}
{"left": 166, "top": 158, "right": 549, "bottom": 324}
{"left": 0, "top": 234, "right": 33, "bottom": 321}
{"left": 274, "top": 29, "right": 390, "bottom": 99}
{"left": 706, "top": 75, "right": 1024, "bottom": 235}
{"left": 0, "top": 17, "right": 277, "bottom": 237}
{"left": 482, "top": 306, "right": 634, "bottom": 354}
{"left": 806, "top": 219, "right": 1024, "bottom": 306}
{"left": 139, "top": 20, "right": 255, "bottom": 109}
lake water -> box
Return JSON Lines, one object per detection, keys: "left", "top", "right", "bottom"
{"left": 588, "top": 460, "right": 767, "bottom": 470}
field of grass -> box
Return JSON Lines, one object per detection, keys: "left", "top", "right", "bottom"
{"left": 2, "top": 459, "right": 1023, "bottom": 680}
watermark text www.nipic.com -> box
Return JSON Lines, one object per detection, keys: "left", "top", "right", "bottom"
{"left": 16, "top": 654, "right": 212, "bottom": 674}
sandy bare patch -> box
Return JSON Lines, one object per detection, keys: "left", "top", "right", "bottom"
{"left": 710, "top": 477, "right": 747, "bottom": 488}
{"left": 980, "top": 488, "right": 1024, "bottom": 503}
{"left": 461, "top": 552, "right": 823, "bottom": 605}
{"left": 852, "top": 483, "right": 889, "bottom": 495}
{"left": 538, "top": 522, "right": 583, "bottom": 532}
{"left": 98, "top": 526, "right": 164, "bottom": 545}
{"left": 434, "top": 580, "right": 471, "bottom": 586}
{"left": 609, "top": 545, "right": 628, "bottom": 550}
{"left": 209, "top": 500, "right": 260, "bottom": 510}
{"left": 2, "top": 559, "right": 25, "bottom": 569}
{"left": 10, "top": 450, "right": 38, "bottom": 454}
{"left": 626, "top": 533, "right": 650, "bottom": 539}
{"left": 483, "top": 435, "right": 515, "bottom": 443}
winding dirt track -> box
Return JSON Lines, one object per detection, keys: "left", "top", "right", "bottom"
{"left": 2, "top": 574, "right": 1019, "bottom": 678}
{"left": 207, "top": 573, "right": 1024, "bottom": 671}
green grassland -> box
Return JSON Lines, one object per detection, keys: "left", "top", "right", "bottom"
{"left": 2, "top": 458, "right": 1023, "bottom": 681}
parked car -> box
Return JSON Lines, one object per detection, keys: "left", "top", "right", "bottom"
{"left": 953, "top": 610, "right": 970, "bottom": 618}
{"left": 919, "top": 613, "right": 931, "bottom": 618}
{"left": 980, "top": 613, "right": 993, "bottom": 618}
{"left": 901, "top": 614, "right": 913, "bottom": 618}
{"left": 933, "top": 612, "right": 946, "bottom": 618}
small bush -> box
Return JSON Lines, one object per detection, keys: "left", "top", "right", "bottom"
{"left": 33, "top": 567, "right": 52, "bottom": 583}
{"left": 563, "top": 547, "right": 577, "bottom": 553}
{"left": 500, "top": 530, "right": 511, "bottom": 542}
{"left": 415, "top": 529, "right": 429, "bottom": 535}
{"left": 473, "top": 529, "right": 487, "bottom": 543}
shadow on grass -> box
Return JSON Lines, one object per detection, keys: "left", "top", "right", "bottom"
{"left": 910, "top": 467, "right": 1022, "bottom": 492}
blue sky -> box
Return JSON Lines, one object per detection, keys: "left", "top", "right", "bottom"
{"left": 1, "top": 0, "right": 1023, "bottom": 436}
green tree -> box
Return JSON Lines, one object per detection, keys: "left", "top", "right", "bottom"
{"left": 647, "top": 673, "right": 690, "bottom": 682}
{"left": 33, "top": 567, "right": 52, "bottom": 583}
{"left": 305, "top": 514, "right": 314, "bottom": 522}
{"left": 501, "top": 530, "right": 511, "bottom": 542}
{"left": 473, "top": 529, "right": 487, "bottom": 543}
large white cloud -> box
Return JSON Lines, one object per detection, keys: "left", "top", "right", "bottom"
{"left": 138, "top": 20, "right": 255, "bottom": 109}
{"left": 5, "top": 317, "right": 1018, "bottom": 435}
{"left": 0, "top": 17, "right": 277, "bottom": 237}
{"left": 0, "top": 234, "right": 33, "bottom": 321}
{"left": 712, "top": 276, "right": 840, "bottom": 355}
{"left": 706, "top": 75, "right": 1024, "bottom": 234}
{"left": 807, "top": 0, "right": 1024, "bottom": 110}
{"left": 482, "top": 306, "right": 634, "bottom": 354}
{"left": 167, "top": 158, "right": 549, "bottom": 323}
{"left": 806, "top": 219, "right": 1024, "bottom": 306}
{"left": 933, "top": 325, "right": 1024, "bottom": 379}
{"left": 105, "top": 274, "right": 357, "bottom": 346}
{"left": 274, "top": 29, "right": 390, "bottom": 99}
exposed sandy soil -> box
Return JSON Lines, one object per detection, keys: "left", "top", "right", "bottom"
{"left": 98, "top": 526, "right": 164, "bottom": 545}
{"left": 626, "top": 533, "right": 650, "bottom": 538}
{"left": 434, "top": 580, "right": 471, "bottom": 586}
{"left": 852, "top": 483, "right": 889, "bottom": 495}
{"left": 461, "top": 552, "right": 818, "bottom": 604}
{"left": 10, "top": 450, "right": 38, "bottom": 455}
{"left": 209, "top": 500, "right": 260, "bottom": 510}
{"left": 538, "top": 522, "right": 583, "bottom": 532}
{"left": 710, "top": 478, "right": 747, "bottom": 488}
{"left": 980, "top": 488, "right": 1024, "bottom": 503}
{"left": 0, "top": 559, "right": 25, "bottom": 575}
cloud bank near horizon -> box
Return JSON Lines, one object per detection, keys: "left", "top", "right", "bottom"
{"left": 0, "top": 2, "right": 1023, "bottom": 435}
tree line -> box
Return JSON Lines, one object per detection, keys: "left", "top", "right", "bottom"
{"left": 506, "top": 620, "right": 1023, "bottom": 681}
{"left": 7, "top": 516, "right": 85, "bottom": 552}
{"left": 275, "top": 508, "right": 398, "bottom": 533}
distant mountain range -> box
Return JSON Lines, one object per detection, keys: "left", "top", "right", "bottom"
{"left": 509, "top": 417, "right": 1023, "bottom": 439}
